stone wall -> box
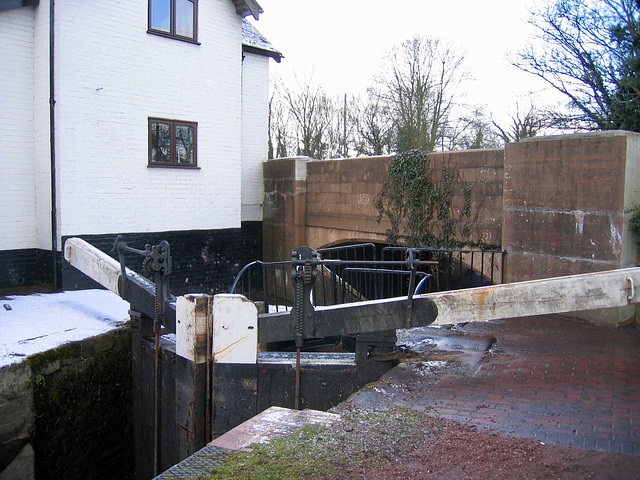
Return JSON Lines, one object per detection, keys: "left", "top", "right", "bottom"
{"left": 0, "top": 362, "right": 34, "bottom": 480}
{"left": 262, "top": 131, "right": 640, "bottom": 324}
{"left": 503, "top": 131, "right": 640, "bottom": 324}
{"left": 264, "top": 149, "right": 504, "bottom": 260}
{"left": 263, "top": 157, "right": 309, "bottom": 261}
{"left": 305, "top": 155, "right": 392, "bottom": 249}
{"left": 421, "top": 149, "right": 504, "bottom": 248}
{"left": 0, "top": 327, "right": 133, "bottom": 480}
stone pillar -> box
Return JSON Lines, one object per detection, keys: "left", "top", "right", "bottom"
{"left": 263, "top": 157, "right": 310, "bottom": 261}
{"left": 502, "top": 130, "right": 640, "bottom": 324}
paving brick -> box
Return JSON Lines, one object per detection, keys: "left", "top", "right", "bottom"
{"left": 621, "top": 441, "right": 635, "bottom": 456}
{"left": 388, "top": 315, "right": 640, "bottom": 455}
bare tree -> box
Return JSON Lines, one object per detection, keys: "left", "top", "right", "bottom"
{"left": 514, "top": 0, "right": 640, "bottom": 130}
{"left": 326, "top": 93, "right": 358, "bottom": 159}
{"left": 611, "top": 0, "right": 640, "bottom": 131}
{"left": 443, "top": 107, "right": 502, "bottom": 150}
{"left": 353, "top": 89, "right": 394, "bottom": 156}
{"left": 268, "top": 87, "right": 291, "bottom": 159}
{"left": 278, "top": 75, "right": 333, "bottom": 159}
{"left": 373, "top": 36, "right": 468, "bottom": 152}
{"left": 492, "top": 104, "right": 554, "bottom": 143}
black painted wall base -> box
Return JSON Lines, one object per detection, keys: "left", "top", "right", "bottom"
{"left": 61, "top": 222, "right": 262, "bottom": 296}
{"left": 2, "top": 223, "right": 262, "bottom": 296}
{"left": 0, "top": 248, "right": 58, "bottom": 291}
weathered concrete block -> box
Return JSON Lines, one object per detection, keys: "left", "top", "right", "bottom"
{"left": 503, "top": 132, "right": 640, "bottom": 320}
{"left": 0, "top": 362, "right": 34, "bottom": 477}
{"left": 0, "top": 443, "right": 34, "bottom": 480}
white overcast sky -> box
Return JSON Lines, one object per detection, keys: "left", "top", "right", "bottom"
{"left": 251, "top": 0, "right": 564, "bottom": 124}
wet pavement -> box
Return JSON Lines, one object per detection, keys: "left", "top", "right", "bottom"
{"left": 155, "top": 314, "right": 640, "bottom": 478}
{"left": 337, "top": 314, "right": 640, "bottom": 456}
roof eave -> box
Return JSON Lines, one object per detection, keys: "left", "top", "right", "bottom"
{"left": 0, "top": 0, "right": 38, "bottom": 12}
{"left": 243, "top": 44, "right": 283, "bottom": 63}
{"left": 234, "top": 0, "right": 263, "bottom": 20}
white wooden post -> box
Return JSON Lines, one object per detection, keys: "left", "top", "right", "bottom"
{"left": 212, "top": 294, "right": 258, "bottom": 364}
{"left": 176, "top": 294, "right": 213, "bottom": 364}
{"left": 210, "top": 294, "right": 259, "bottom": 436}
{"left": 173, "top": 294, "right": 214, "bottom": 453}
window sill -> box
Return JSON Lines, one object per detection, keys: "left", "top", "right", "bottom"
{"left": 147, "top": 29, "right": 200, "bottom": 45}
{"left": 148, "top": 164, "right": 201, "bottom": 170}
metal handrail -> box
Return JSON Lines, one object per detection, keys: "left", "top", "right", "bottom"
{"left": 229, "top": 245, "right": 506, "bottom": 313}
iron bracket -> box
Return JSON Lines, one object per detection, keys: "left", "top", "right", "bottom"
{"left": 290, "top": 246, "right": 319, "bottom": 347}
{"left": 113, "top": 235, "right": 174, "bottom": 331}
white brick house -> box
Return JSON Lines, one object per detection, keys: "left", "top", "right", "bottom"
{"left": 0, "top": 0, "right": 280, "bottom": 293}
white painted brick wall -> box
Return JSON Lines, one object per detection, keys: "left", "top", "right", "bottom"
{"left": 241, "top": 52, "right": 270, "bottom": 222}
{"left": 2, "top": 0, "right": 267, "bottom": 251}
{"left": 33, "top": 1, "right": 53, "bottom": 250}
{"left": 0, "top": 7, "right": 37, "bottom": 250}
{"left": 53, "top": 0, "right": 244, "bottom": 237}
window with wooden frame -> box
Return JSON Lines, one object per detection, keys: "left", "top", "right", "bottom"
{"left": 148, "top": 118, "right": 198, "bottom": 168}
{"left": 148, "top": 0, "right": 198, "bottom": 43}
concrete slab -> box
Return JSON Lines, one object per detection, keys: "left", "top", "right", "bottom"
{"left": 208, "top": 406, "right": 341, "bottom": 452}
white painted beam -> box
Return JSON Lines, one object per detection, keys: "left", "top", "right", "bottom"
{"left": 63, "top": 237, "right": 121, "bottom": 295}
{"left": 425, "top": 267, "right": 640, "bottom": 325}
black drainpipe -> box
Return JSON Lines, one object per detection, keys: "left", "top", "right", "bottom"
{"left": 49, "top": 0, "right": 58, "bottom": 291}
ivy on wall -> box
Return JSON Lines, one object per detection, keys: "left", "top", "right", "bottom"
{"left": 374, "top": 149, "right": 478, "bottom": 248}
{"left": 626, "top": 204, "right": 640, "bottom": 245}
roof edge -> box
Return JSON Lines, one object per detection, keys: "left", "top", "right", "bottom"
{"left": 243, "top": 44, "right": 282, "bottom": 63}
{"left": 233, "top": 0, "right": 263, "bottom": 20}
{"left": 242, "top": 19, "right": 282, "bottom": 62}
{"left": 0, "top": 0, "right": 38, "bottom": 12}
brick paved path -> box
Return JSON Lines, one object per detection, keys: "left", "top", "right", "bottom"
{"left": 407, "top": 316, "right": 640, "bottom": 455}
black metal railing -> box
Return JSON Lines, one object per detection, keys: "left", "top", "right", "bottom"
{"left": 229, "top": 259, "right": 291, "bottom": 313}
{"left": 229, "top": 244, "right": 506, "bottom": 312}
{"left": 381, "top": 246, "right": 505, "bottom": 291}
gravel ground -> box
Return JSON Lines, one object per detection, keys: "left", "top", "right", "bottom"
{"left": 329, "top": 407, "right": 640, "bottom": 480}
{"left": 204, "top": 403, "right": 640, "bottom": 480}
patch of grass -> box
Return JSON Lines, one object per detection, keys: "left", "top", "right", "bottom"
{"left": 206, "top": 409, "right": 439, "bottom": 480}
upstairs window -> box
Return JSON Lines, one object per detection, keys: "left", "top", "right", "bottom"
{"left": 148, "top": 0, "right": 198, "bottom": 42}
{"left": 149, "top": 118, "right": 198, "bottom": 168}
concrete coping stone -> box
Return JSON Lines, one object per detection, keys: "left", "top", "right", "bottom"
{"left": 208, "top": 406, "right": 341, "bottom": 452}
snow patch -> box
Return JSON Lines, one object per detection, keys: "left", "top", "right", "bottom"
{"left": 410, "top": 361, "right": 448, "bottom": 377}
{"left": 0, "top": 289, "right": 130, "bottom": 367}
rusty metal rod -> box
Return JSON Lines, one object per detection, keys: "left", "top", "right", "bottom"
{"left": 294, "top": 347, "right": 301, "bottom": 410}
{"left": 154, "top": 328, "right": 160, "bottom": 476}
